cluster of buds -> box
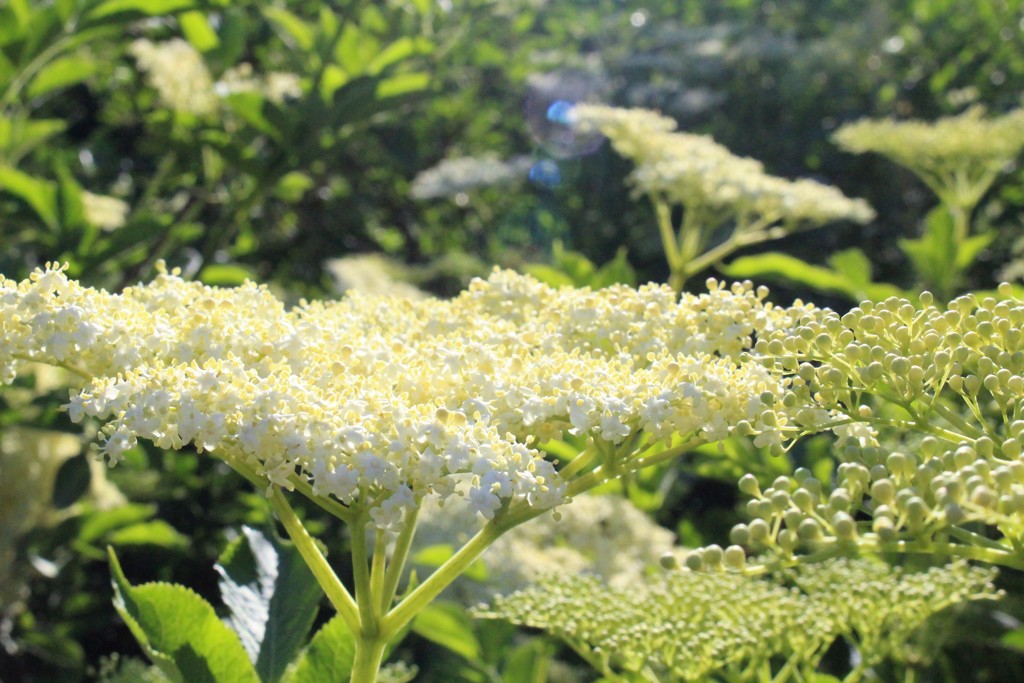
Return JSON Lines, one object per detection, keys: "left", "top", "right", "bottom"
{"left": 478, "top": 558, "right": 998, "bottom": 681}
{"left": 700, "top": 285, "right": 1024, "bottom": 572}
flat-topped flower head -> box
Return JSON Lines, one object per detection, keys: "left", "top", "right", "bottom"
{"left": 569, "top": 103, "right": 874, "bottom": 228}
{"left": 833, "top": 106, "right": 1024, "bottom": 206}
{"left": 1, "top": 265, "right": 817, "bottom": 531}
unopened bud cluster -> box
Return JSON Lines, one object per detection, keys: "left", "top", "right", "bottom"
{"left": 717, "top": 286, "right": 1024, "bottom": 570}
{"left": 479, "top": 558, "right": 998, "bottom": 681}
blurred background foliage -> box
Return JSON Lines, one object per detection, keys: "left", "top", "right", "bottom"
{"left": 3, "top": 0, "right": 1024, "bottom": 680}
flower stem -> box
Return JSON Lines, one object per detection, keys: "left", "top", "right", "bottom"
{"left": 381, "top": 507, "right": 420, "bottom": 611}
{"left": 382, "top": 520, "right": 504, "bottom": 636}
{"left": 351, "top": 518, "right": 380, "bottom": 637}
{"left": 350, "top": 635, "right": 388, "bottom": 683}
{"left": 268, "top": 487, "right": 360, "bottom": 634}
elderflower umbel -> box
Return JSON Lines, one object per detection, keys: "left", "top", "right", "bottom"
{"left": 1, "top": 265, "right": 816, "bottom": 531}
{"left": 569, "top": 103, "right": 875, "bottom": 227}
{"left": 129, "top": 39, "right": 218, "bottom": 116}
{"left": 81, "top": 192, "right": 130, "bottom": 231}
{"left": 833, "top": 106, "right": 1024, "bottom": 186}
{"left": 410, "top": 155, "right": 534, "bottom": 200}
{"left": 713, "top": 286, "right": 1024, "bottom": 571}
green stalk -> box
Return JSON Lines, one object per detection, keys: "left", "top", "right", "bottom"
{"left": 287, "top": 473, "right": 356, "bottom": 523}
{"left": 380, "top": 507, "right": 420, "bottom": 611}
{"left": 349, "top": 635, "right": 388, "bottom": 683}
{"left": 369, "top": 530, "right": 388, "bottom": 615}
{"left": 652, "top": 197, "right": 685, "bottom": 292}
{"left": 11, "top": 354, "right": 93, "bottom": 381}
{"left": 382, "top": 520, "right": 505, "bottom": 635}
{"left": 351, "top": 518, "right": 380, "bottom": 636}
{"left": 268, "top": 488, "right": 360, "bottom": 633}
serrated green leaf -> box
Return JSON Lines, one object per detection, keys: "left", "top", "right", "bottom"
{"left": 285, "top": 614, "right": 355, "bottom": 683}
{"left": 412, "top": 602, "right": 481, "bottom": 662}
{"left": 108, "top": 547, "right": 260, "bottom": 683}
{"left": 179, "top": 11, "right": 219, "bottom": 52}
{"left": 263, "top": 6, "right": 314, "bottom": 51}
{"left": 216, "top": 526, "right": 322, "bottom": 683}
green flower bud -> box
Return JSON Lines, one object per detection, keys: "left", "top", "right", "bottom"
{"left": 832, "top": 512, "right": 856, "bottom": 540}
{"left": 738, "top": 474, "right": 761, "bottom": 496}
{"left": 797, "top": 518, "right": 823, "bottom": 541}
{"left": 724, "top": 545, "right": 746, "bottom": 570}
{"left": 659, "top": 552, "right": 680, "bottom": 570}
{"left": 748, "top": 519, "right": 770, "bottom": 543}
{"left": 729, "top": 524, "right": 751, "bottom": 546}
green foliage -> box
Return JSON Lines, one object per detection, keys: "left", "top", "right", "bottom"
{"left": 4, "top": 1, "right": 1024, "bottom": 681}
{"left": 524, "top": 241, "right": 636, "bottom": 289}
{"left": 216, "top": 527, "right": 323, "bottom": 683}
{"left": 284, "top": 615, "right": 355, "bottom": 683}
{"left": 108, "top": 547, "right": 261, "bottom": 683}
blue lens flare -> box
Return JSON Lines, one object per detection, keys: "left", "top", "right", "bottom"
{"left": 546, "top": 99, "right": 575, "bottom": 125}
{"left": 528, "top": 160, "right": 562, "bottom": 187}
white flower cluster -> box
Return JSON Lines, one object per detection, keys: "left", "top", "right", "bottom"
{"left": 410, "top": 154, "right": 534, "bottom": 200}
{"left": 410, "top": 491, "right": 677, "bottom": 602}
{"left": 1, "top": 265, "right": 813, "bottom": 531}
{"left": 81, "top": 191, "right": 130, "bottom": 231}
{"left": 325, "top": 254, "right": 425, "bottom": 299}
{"left": 833, "top": 106, "right": 1024, "bottom": 181}
{"left": 130, "top": 39, "right": 218, "bottom": 116}
{"left": 569, "top": 104, "right": 875, "bottom": 226}
{"left": 216, "top": 63, "right": 302, "bottom": 104}
{"left": 131, "top": 40, "right": 303, "bottom": 117}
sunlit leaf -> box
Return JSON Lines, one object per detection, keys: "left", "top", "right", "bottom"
{"left": 180, "top": 11, "right": 219, "bottom": 52}
{"left": 412, "top": 602, "right": 481, "bottom": 662}
{"left": 108, "top": 548, "right": 259, "bottom": 683}
{"left": 263, "top": 6, "right": 314, "bottom": 51}
{"left": 27, "top": 55, "right": 97, "bottom": 99}
{"left": 216, "top": 526, "right": 322, "bottom": 683}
